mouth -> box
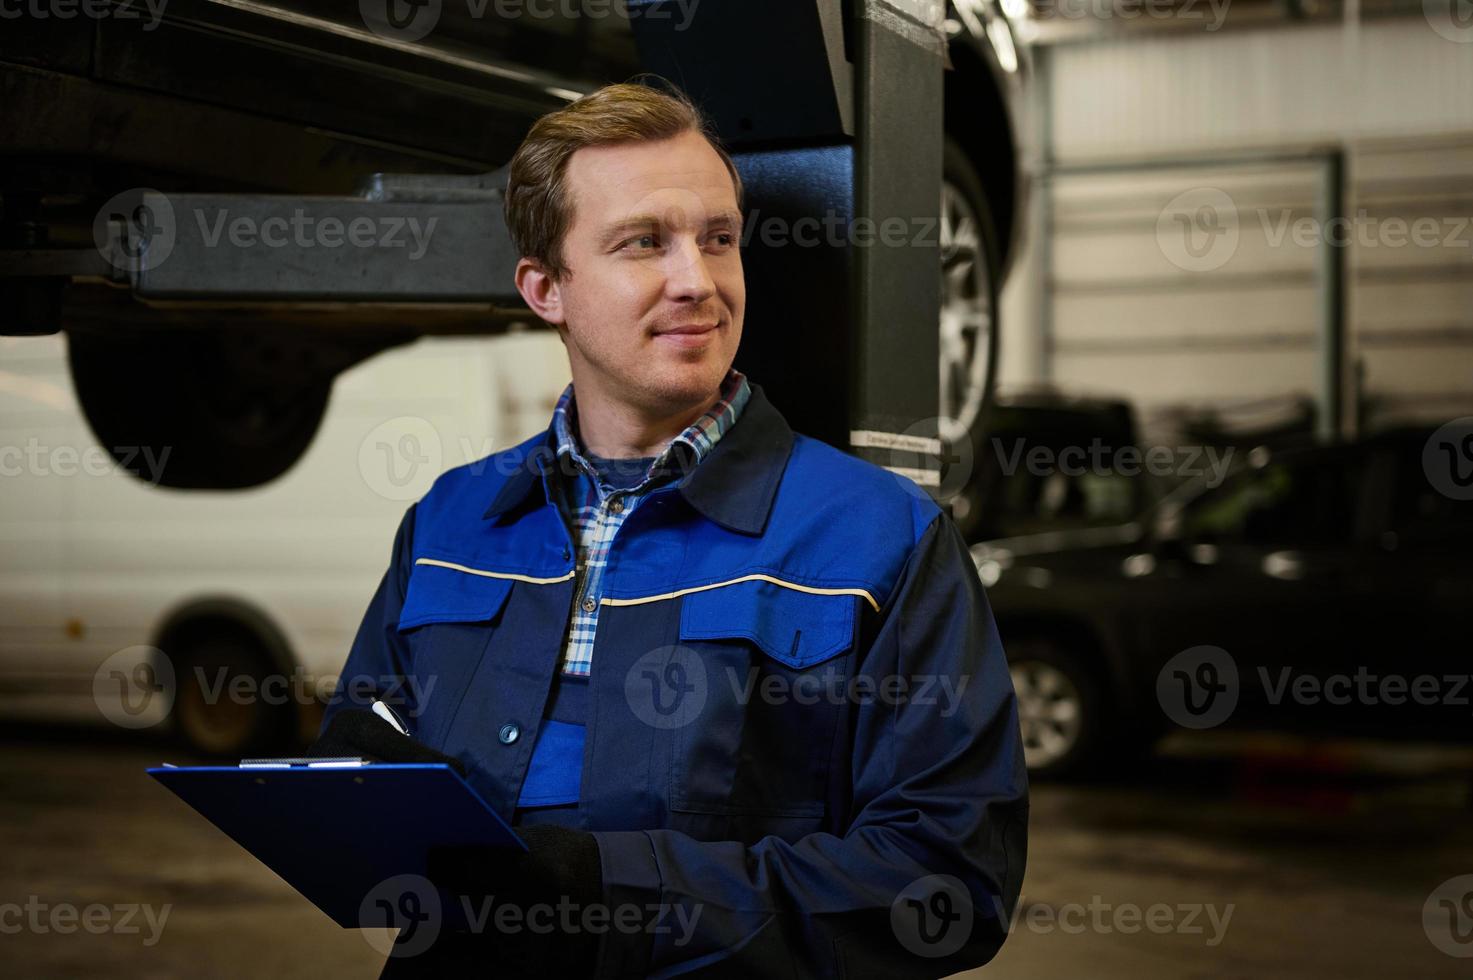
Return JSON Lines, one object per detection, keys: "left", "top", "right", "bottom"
{"left": 656, "top": 322, "right": 719, "bottom": 336}
{"left": 653, "top": 322, "right": 720, "bottom": 348}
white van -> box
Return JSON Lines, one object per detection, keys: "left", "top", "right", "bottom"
{"left": 0, "top": 330, "right": 571, "bottom": 755}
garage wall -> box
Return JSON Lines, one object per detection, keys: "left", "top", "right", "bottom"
{"left": 1048, "top": 159, "right": 1325, "bottom": 433}
{"left": 1349, "top": 139, "right": 1473, "bottom": 423}
{"left": 998, "top": 16, "right": 1473, "bottom": 436}
{"left": 1049, "top": 18, "right": 1473, "bottom": 159}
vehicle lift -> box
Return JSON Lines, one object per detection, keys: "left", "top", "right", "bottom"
{"left": 3, "top": 0, "right": 954, "bottom": 494}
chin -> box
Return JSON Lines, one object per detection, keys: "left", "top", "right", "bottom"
{"left": 643, "top": 363, "right": 727, "bottom": 409}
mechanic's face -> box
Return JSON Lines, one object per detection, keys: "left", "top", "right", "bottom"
{"left": 517, "top": 129, "right": 745, "bottom": 416}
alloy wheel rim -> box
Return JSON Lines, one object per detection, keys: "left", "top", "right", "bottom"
{"left": 1010, "top": 660, "right": 1084, "bottom": 769}
{"left": 938, "top": 178, "right": 995, "bottom": 445}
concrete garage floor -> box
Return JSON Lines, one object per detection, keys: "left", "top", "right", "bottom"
{"left": 3, "top": 724, "right": 1472, "bottom": 979}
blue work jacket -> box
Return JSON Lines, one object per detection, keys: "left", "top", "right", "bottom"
{"left": 324, "top": 384, "right": 1028, "bottom": 977}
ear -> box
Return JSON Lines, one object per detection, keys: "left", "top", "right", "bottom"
{"left": 514, "top": 257, "right": 566, "bottom": 326}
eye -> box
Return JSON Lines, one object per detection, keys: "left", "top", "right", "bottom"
{"left": 623, "top": 232, "right": 659, "bottom": 251}
{"left": 707, "top": 231, "right": 737, "bottom": 250}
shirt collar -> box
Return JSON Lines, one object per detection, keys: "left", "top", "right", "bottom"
{"left": 481, "top": 373, "right": 792, "bottom": 535}
{"left": 550, "top": 369, "right": 751, "bottom": 488}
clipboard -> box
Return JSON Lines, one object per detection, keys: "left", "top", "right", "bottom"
{"left": 148, "top": 762, "right": 525, "bottom": 928}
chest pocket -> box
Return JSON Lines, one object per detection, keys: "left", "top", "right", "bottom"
{"left": 398, "top": 560, "right": 516, "bottom": 630}
{"left": 394, "top": 560, "right": 516, "bottom": 748}
{"left": 672, "top": 578, "right": 863, "bottom": 825}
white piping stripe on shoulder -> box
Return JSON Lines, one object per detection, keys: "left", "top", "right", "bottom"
{"left": 414, "top": 557, "right": 576, "bottom": 586}
{"left": 600, "top": 574, "right": 881, "bottom": 613}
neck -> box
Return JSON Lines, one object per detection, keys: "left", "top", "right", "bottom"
{"left": 571, "top": 376, "right": 721, "bottom": 459}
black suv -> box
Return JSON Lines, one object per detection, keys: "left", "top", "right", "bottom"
{"left": 975, "top": 427, "right": 1473, "bottom": 776}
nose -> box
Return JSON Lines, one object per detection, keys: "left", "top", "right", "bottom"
{"left": 663, "top": 236, "right": 717, "bottom": 305}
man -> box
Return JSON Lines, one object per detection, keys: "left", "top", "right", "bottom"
{"left": 315, "top": 80, "right": 1027, "bottom": 978}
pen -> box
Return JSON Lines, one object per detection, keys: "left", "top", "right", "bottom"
{"left": 372, "top": 699, "right": 411, "bottom": 736}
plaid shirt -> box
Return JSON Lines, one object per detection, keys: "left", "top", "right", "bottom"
{"left": 549, "top": 370, "right": 751, "bottom": 676}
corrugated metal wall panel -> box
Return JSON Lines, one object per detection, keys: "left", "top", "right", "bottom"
{"left": 1350, "top": 139, "right": 1473, "bottom": 423}
{"left": 1050, "top": 19, "right": 1473, "bottom": 161}
{"left": 1051, "top": 27, "right": 1346, "bottom": 160}
{"left": 1049, "top": 161, "right": 1324, "bottom": 417}
{"left": 1028, "top": 18, "right": 1473, "bottom": 432}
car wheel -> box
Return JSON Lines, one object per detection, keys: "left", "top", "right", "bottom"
{"left": 170, "top": 630, "right": 294, "bottom": 758}
{"left": 1007, "top": 637, "right": 1105, "bottom": 779}
{"left": 939, "top": 138, "right": 1002, "bottom": 539}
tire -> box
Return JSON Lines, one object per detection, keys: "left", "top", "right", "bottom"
{"left": 169, "top": 630, "right": 295, "bottom": 758}
{"left": 939, "top": 138, "right": 1002, "bottom": 541}
{"left": 67, "top": 328, "right": 332, "bottom": 490}
{"left": 1006, "top": 636, "right": 1110, "bottom": 780}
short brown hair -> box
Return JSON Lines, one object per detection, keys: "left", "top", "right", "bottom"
{"left": 504, "top": 79, "right": 743, "bottom": 281}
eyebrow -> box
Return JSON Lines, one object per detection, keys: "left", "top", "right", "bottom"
{"left": 599, "top": 209, "right": 744, "bottom": 248}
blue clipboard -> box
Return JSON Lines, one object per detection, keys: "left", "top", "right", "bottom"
{"left": 148, "top": 763, "right": 525, "bottom": 928}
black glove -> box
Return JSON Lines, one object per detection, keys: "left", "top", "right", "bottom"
{"left": 311, "top": 713, "right": 606, "bottom": 976}
{"left": 381, "top": 826, "right": 605, "bottom": 979}
{"left": 306, "top": 708, "right": 467, "bottom": 777}
{"left": 429, "top": 824, "right": 602, "bottom": 912}
{"left": 433, "top": 826, "right": 604, "bottom": 975}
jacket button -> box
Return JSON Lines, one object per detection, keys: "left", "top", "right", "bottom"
{"left": 581, "top": 597, "right": 597, "bottom": 613}
{"left": 498, "top": 723, "right": 520, "bottom": 745}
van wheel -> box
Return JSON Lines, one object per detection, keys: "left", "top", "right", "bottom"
{"left": 67, "top": 328, "right": 333, "bottom": 490}
{"left": 170, "top": 631, "right": 293, "bottom": 758}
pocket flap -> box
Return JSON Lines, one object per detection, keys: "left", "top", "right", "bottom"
{"left": 397, "top": 560, "right": 515, "bottom": 632}
{"left": 678, "top": 579, "right": 858, "bottom": 669}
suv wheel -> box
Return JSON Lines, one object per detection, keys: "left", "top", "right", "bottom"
{"left": 1007, "top": 638, "right": 1104, "bottom": 778}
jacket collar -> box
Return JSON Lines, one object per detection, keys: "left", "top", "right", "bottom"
{"left": 676, "top": 383, "right": 793, "bottom": 535}
{"left": 480, "top": 383, "right": 793, "bottom": 536}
